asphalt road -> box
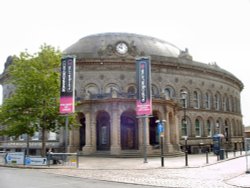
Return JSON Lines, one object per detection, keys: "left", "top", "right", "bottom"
{"left": 0, "top": 167, "right": 160, "bottom": 188}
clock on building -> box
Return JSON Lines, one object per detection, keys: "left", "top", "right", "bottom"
{"left": 116, "top": 42, "right": 128, "bottom": 54}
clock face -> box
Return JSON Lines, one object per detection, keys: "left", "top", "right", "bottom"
{"left": 116, "top": 42, "right": 128, "bottom": 54}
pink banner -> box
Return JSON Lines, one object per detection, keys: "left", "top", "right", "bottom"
{"left": 60, "top": 97, "right": 74, "bottom": 114}
{"left": 136, "top": 100, "right": 152, "bottom": 116}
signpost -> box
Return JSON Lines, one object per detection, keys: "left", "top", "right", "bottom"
{"left": 156, "top": 120, "right": 165, "bottom": 167}
{"left": 60, "top": 56, "right": 76, "bottom": 153}
{"left": 136, "top": 57, "right": 152, "bottom": 163}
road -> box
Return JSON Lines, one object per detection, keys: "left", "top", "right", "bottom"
{"left": 0, "top": 167, "right": 160, "bottom": 188}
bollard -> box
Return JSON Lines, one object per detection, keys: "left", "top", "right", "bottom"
{"left": 225, "top": 150, "right": 228, "bottom": 159}
{"left": 234, "top": 150, "right": 236, "bottom": 157}
{"left": 160, "top": 136, "right": 164, "bottom": 167}
{"left": 76, "top": 152, "right": 79, "bottom": 168}
{"left": 47, "top": 153, "right": 51, "bottom": 167}
{"left": 185, "top": 150, "right": 188, "bottom": 166}
{"left": 206, "top": 151, "right": 209, "bottom": 164}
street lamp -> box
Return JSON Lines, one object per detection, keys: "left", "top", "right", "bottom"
{"left": 181, "top": 90, "right": 188, "bottom": 124}
{"left": 156, "top": 119, "right": 166, "bottom": 167}
{"left": 181, "top": 90, "right": 188, "bottom": 166}
{"left": 183, "top": 135, "right": 188, "bottom": 166}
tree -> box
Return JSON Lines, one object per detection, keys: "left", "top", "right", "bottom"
{"left": 0, "top": 44, "right": 76, "bottom": 156}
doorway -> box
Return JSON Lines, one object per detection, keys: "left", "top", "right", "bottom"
{"left": 96, "top": 111, "right": 110, "bottom": 151}
{"left": 120, "top": 111, "right": 138, "bottom": 150}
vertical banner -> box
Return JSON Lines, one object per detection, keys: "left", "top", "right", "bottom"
{"left": 60, "top": 56, "right": 75, "bottom": 114}
{"left": 136, "top": 57, "right": 152, "bottom": 116}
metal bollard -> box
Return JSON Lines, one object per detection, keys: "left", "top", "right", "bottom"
{"left": 76, "top": 153, "right": 79, "bottom": 168}
{"left": 206, "top": 151, "right": 209, "bottom": 164}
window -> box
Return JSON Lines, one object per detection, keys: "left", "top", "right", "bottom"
{"left": 181, "top": 120, "right": 187, "bottom": 136}
{"left": 195, "top": 119, "right": 201, "bottom": 137}
{"left": 207, "top": 120, "right": 212, "bottom": 137}
{"left": 151, "top": 85, "right": 159, "bottom": 97}
{"left": 127, "top": 86, "right": 136, "bottom": 98}
{"left": 215, "top": 93, "right": 220, "bottom": 110}
{"left": 164, "top": 86, "right": 175, "bottom": 100}
{"left": 128, "top": 86, "right": 136, "bottom": 94}
{"left": 19, "top": 134, "right": 26, "bottom": 141}
{"left": 164, "top": 88, "right": 171, "bottom": 99}
{"left": 194, "top": 91, "right": 200, "bottom": 109}
{"left": 205, "top": 92, "right": 211, "bottom": 109}
{"left": 32, "top": 131, "right": 39, "bottom": 140}
{"left": 48, "top": 132, "right": 57, "bottom": 140}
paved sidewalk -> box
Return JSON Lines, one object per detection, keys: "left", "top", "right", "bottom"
{"left": 1, "top": 152, "right": 249, "bottom": 187}
{"left": 41, "top": 152, "right": 249, "bottom": 188}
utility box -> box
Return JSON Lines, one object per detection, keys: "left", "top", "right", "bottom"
{"left": 213, "top": 134, "right": 224, "bottom": 155}
{"left": 219, "top": 149, "right": 225, "bottom": 160}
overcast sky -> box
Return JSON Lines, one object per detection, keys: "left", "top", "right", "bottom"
{"left": 0, "top": 0, "right": 250, "bottom": 126}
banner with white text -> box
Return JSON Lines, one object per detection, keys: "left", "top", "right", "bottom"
{"left": 136, "top": 57, "right": 152, "bottom": 116}
{"left": 60, "top": 56, "right": 75, "bottom": 114}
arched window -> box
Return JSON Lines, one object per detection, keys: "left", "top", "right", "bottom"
{"left": 215, "top": 93, "right": 221, "bottom": 110}
{"left": 205, "top": 92, "right": 211, "bottom": 109}
{"left": 207, "top": 120, "right": 212, "bottom": 137}
{"left": 127, "top": 85, "right": 136, "bottom": 98}
{"left": 195, "top": 119, "right": 201, "bottom": 137}
{"left": 181, "top": 120, "right": 187, "bottom": 136}
{"left": 222, "top": 95, "right": 230, "bottom": 112}
{"left": 194, "top": 91, "right": 200, "bottom": 109}
{"left": 128, "top": 86, "right": 136, "bottom": 94}
{"left": 151, "top": 85, "right": 159, "bottom": 97}
{"left": 164, "top": 86, "right": 175, "bottom": 100}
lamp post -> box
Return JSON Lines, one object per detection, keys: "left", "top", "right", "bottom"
{"left": 181, "top": 90, "right": 188, "bottom": 166}
{"left": 181, "top": 90, "right": 188, "bottom": 127}
{"left": 156, "top": 119, "right": 166, "bottom": 167}
{"left": 183, "top": 136, "right": 188, "bottom": 166}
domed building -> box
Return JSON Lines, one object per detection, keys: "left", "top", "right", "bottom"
{"left": 0, "top": 33, "right": 244, "bottom": 156}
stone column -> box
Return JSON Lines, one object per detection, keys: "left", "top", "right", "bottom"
{"left": 82, "top": 112, "right": 95, "bottom": 154}
{"left": 139, "top": 117, "right": 151, "bottom": 154}
{"left": 68, "top": 127, "right": 79, "bottom": 152}
{"left": 110, "top": 103, "right": 121, "bottom": 155}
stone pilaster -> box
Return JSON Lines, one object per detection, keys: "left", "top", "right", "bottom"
{"left": 110, "top": 103, "right": 121, "bottom": 155}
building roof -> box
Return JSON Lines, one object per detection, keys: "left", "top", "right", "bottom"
{"left": 63, "top": 32, "right": 181, "bottom": 59}
{"left": 63, "top": 32, "right": 243, "bottom": 90}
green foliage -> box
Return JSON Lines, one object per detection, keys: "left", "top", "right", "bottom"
{"left": 0, "top": 44, "right": 76, "bottom": 138}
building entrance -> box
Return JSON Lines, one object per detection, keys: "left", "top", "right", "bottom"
{"left": 120, "top": 111, "right": 138, "bottom": 150}
{"left": 79, "top": 113, "right": 86, "bottom": 150}
{"left": 96, "top": 111, "right": 110, "bottom": 150}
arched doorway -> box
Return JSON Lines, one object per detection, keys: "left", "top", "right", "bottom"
{"left": 78, "top": 113, "right": 86, "bottom": 150}
{"left": 96, "top": 111, "right": 110, "bottom": 151}
{"left": 149, "top": 111, "right": 160, "bottom": 146}
{"left": 120, "top": 110, "right": 138, "bottom": 150}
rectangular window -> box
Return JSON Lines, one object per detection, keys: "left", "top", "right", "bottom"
{"left": 48, "top": 132, "right": 57, "bottom": 141}
{"left": 32, "top": 131, "right": 39, "bottom": 140}
{"left": 207, "top": 121, "right": 212, "bottom": 137}
{"left": 195, "top": 120, "right": 201, "bottom": 137}
{"left": 181, "top": 122, "right": 187, "bottom": 136}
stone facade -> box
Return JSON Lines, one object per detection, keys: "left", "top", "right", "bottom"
{"left": 0, "top": 33, "right": 244, "bottom": 156}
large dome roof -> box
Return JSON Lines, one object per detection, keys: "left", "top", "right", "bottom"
{"left": 63, "top": 33, "right": 181, "bottom": 59}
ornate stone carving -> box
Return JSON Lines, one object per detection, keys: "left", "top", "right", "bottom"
{"left": 98, "top": 44, "right": 115, "bottom": 57}
{"left": 128, "top": 40, "right": 139, "bottom": 56}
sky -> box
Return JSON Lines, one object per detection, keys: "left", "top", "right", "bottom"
{"left": 0, "top": 0, "right": 250, "bottom": 126}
